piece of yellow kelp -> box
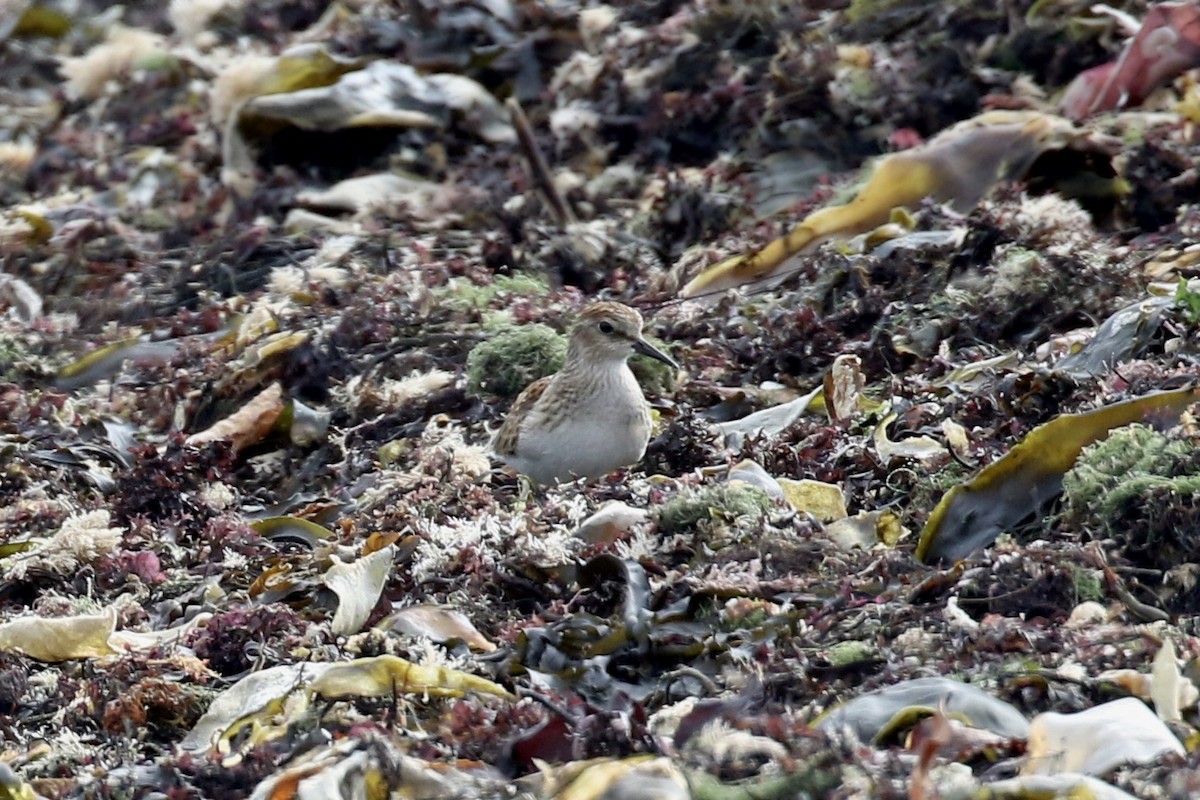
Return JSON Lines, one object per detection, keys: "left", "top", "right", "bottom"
{"left": 309, "top": 654, "right": 514, "bottom": 701}
{"left": 916, "top": 385, "right": 1200, "bottom": 563}
{"left": 681, "top": 111, "right": 1116, "bottom": 298}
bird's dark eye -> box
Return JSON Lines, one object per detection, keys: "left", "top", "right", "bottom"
{"left": 598, "top": 321, "right": 615, "bottom": 334}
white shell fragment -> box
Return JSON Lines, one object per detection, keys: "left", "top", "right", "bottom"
{"left": 1023, "top": 697, "right": 1184, "bottom": 776}
{"left": 325, "top": 545, "right": 396, "bottom": 636}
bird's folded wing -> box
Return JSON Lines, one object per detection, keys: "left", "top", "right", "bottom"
{"left": 491, "top": 375, "right": 553, "bottom": 457}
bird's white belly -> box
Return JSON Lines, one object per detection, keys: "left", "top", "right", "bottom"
{"left": 512, "top": 400, "right": 650, "bottom": 484}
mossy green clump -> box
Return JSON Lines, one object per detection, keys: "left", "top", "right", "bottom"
{"left": 1060, "top": 424, "right": 1200, "bottom": 571}
{"left": 1176, "top": 277, "right": 1200, "bottom": 325}
{"left": 438, "top": 273, "right": 549, "bottom": 312}
{"left": 1061, "top": 424, "right": 1195, "bottom": 519}
{"left": 480, "top": 310, "right": 517, "bottom": 332}
{"left": 826, "top": 639, "right": 875, "bottom": 668}
{"left": 845, "top": 0, "right": 910, "bottom": 24}
{"left": 656, "top": 483, "right": 773, "bottom": 535}
{"left": 465, "top": 323, "right": 565, "bottom": 397}
{"left": 0, "top": 332, "right": 35, "bottom": 381}
{"left": 991, "top": 246, "right": 1045, "bottom": 295}
{"left": 1070, "top": 566, "right": 1104, "bottom": 603}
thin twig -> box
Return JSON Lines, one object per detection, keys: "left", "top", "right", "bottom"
{"left": 507, "top": 97, "right": 577, "bottom": 226}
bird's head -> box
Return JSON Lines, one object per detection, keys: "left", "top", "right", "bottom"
{"left": 570, "top": 302, "right": 678, "bottom": 369}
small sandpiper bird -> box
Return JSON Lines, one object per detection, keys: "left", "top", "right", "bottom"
{"left": 492, "top": 302, "right": 679, "bottom": 484}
